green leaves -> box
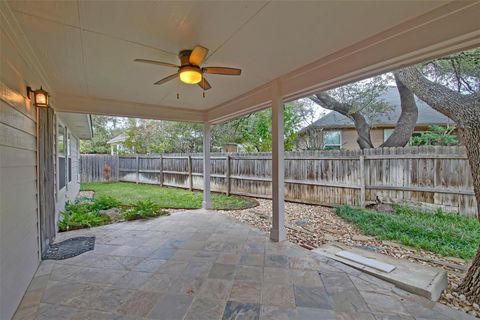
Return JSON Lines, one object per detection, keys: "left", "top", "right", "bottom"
{"left": 410, "top": 125, "right": 458, "bottom": 146}
{"left": 122, "top": 199, "right": 168, "bottom": 221}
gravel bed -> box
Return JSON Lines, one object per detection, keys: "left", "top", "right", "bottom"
{"left": 223, "top": 198, "right": 479, "bottom": 318}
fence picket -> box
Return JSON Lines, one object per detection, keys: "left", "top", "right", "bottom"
{"left": 80, "top": 146, "right": 477, "bottom": 217}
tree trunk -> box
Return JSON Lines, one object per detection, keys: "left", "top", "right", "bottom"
{"left": 380, "top": 73, "right": 418, "bottom": 148}
{"left": 396, "top": 66, "right": 480, "bottom": 303}
{"left": 459, "top": 245, "right": 480, "bottom": 304}
{"left": 311, "top": 93, "right": 374, "bottom": 149}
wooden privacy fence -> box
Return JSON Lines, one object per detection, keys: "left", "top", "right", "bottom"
{"left": 80, "top": 146, "right": 477, "bottom": 217}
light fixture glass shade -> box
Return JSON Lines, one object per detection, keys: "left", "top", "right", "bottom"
{"left": 179, "top": 67, "right": 202, "bottom": 84}
{"left": 34, "top": 87, "right": 49, "bottom": 107}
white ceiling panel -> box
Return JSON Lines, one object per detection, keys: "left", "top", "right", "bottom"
{"left": 9, "top": 0, "right": 79, "bottom": 27}
{"left": 14, "top": 11, "right": 87, "bottom": 95}
{"left": 78, "top": 1, "right": 267, "bottom": 55}
{"left": 6, "top": 0, "right": 476, "bottom": 122}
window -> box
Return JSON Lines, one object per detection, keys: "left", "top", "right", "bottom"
{"left": 323, "top": 131, "right": 342, "bottom": 150}
{"left": 384, "top": 128, "right": 394, "bottom": 142}
{"left": 58, "top": 124, "right": 66, "bottom": 190}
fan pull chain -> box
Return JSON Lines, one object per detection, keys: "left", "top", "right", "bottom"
{"left": 203, "top": 91, "right": 205, "bottom": 98}
{"left": 177, "top": 93, "right": 180, "bottom": 100}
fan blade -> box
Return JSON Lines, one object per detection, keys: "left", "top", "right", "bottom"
{"left": 189, "top": 46, "right": 209, "bottom": 65}
{"left": 154, "top": 73, "right": 178, "bottom": 85}
{"left": 198, "top": 77, "right": 212, "bottom": 90}
{"left": 134, "top": 58, "right": 178, "bottom": 68}
{"left": 203, "top": 67, "right": 241, "bottom": 76}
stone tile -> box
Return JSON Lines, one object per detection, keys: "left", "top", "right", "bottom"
{"left": 234, "top": 265, "right": 263, "bottom": 282}
{"left": 140, "top": 273, "right": 173, "bottom": 293}
{"left": 222, "top": 301, "right": 260, "bottom": 320}
{"left": 260, "top": 305, "right": 297, "bottom": 320}
{"left": 229, "top": 280, "right": 261, "bottom": 303}
{"left": 148, "top": 293, "right": 193, "bottom": 319}
{"left": 184, "top": 297, "right": 226, "bottom": 320}
{"left": 209, "top": 263, "right": 236, "bottom": 280}
{"left": 217, "top": 253, "right": 241, "bottom": 265}
{"left": 132, "top": 258, "right": 167, "bottom": 273}
{"left": 155, "top": 260, "right": 188, "bottom": 275}
{"left": 27, "top": 274, "right": 50, "bottom": 291}
{"left": 239, "top": 253, "right": 264, "bottom": 266}
{"left": 117, "top": 290, "right": 163, "bottom": 317}
{"left": 265, "top": 254, "right": 289, "bottom": 269}
{"left": 360, "top": 291, "right": 410, "bottom": 316}
{"left": 290, "top": 269, "right": 323, "bottom": 287}
{"left": 261, "top": 283, "right": 295, "bottom": 308}
{"left": 373, "top": 314, "right": 415, "bottom": 320}
{"left": 198, "top": 279, "right": 233, "bottom": 300}
{"left": 336, "top": 312, "right": 376, "bottom": 320}
{"left": 169, "top": 275, "right": 205, "bottom": 296}
{"left": 34, "top": 260, "right": 55, "bottom": 276}
{"left": 12, "top": 304, "right": 38, "bottom": 320}
{"left": 111, "top": 271, "right": 152, "bottom": 289}
{"left": 263, "top": 267, "right": 291, "bottom": 285}
{"left": 296, "top": 307, "right": 335, "bottom": 320}
{"left": 149, "top": 246, "right": 176, "bottom": 260}
{"left": 293, "top": 285, "right": 332, "bottom": 309}
{"left": 66, "top": 267, "right": 128, "bottom": 285}
{"left": 170, "top": 249, "right": 198, "bottom": 261}
{"left": 35, "top": 303, "right": 85, "bottom": 320}
{"left": 14, "top": 210, "right": 472, "bottom": 320}
{"left": 194, "top": 250, "right": 220, "bottom": 262}
{"left": 184, "top": 260, "right": 214, "bottom": 278}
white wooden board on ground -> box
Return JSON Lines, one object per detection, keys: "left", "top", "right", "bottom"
{"left": 335, "top": 250, "right": 396, "bottom": 273}
{"left": 314, "top": 244, "right": 448, "bottom": 301}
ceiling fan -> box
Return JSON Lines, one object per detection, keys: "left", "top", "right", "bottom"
{"left": 134, "top": 46, "right": 241, "bottom": 91}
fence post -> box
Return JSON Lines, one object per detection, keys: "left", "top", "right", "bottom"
{"left": 226, "top": 155, "right": 231, "bottom": 196}
{"left": 159, "top": 154, "right": 164, "bottom": 187}
{"left": 136, "top": 155, "right": 139, "bottom": 184}
{"left": 115, "top": 155, "right": 119, "bottom": 182}
{"left": 188, "top": 155, "right": 193, "bottom": 191}
{"left": 359, "top": 154, "right": 366, "bottom": 208}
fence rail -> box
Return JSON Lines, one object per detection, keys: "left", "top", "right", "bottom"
{"left": 80, "top": 146, "right": 477, "bottom": 217}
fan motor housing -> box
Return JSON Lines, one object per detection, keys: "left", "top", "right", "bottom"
{"left": 179, "top": 50, "right": 193, "bottom": 66}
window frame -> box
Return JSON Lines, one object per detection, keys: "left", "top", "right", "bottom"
{"left": 323, "top": 130, "right": 342, "bottom": 150}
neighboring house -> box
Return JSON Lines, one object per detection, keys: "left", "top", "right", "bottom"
{"left": 107, "top": 132, "right": 129, "bottom": 155}
{"left": 296, "top": 87, "right": 455, "bottom": 150}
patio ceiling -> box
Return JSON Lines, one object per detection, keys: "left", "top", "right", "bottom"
{"left": 3, "top": 1, "right": 480, "bottom": 123}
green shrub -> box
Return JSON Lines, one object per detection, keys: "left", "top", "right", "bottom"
{"left": 123, "top": 200, "right": 168, "bottom": 221}
{"left": 92, "top": 195, "right": 120, "bottom": 210}
{"left": 58, "top": 200, "right": 110, "bottom": 232}
{"left": 335, "top": 205, "right": 480, "bottom": 259}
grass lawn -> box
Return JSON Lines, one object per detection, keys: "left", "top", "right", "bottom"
{"left": 81, "top": 182, "right": 257, "bottom": 210}
{"left": 336, "top": 205, "right": 480, "bottom": 260}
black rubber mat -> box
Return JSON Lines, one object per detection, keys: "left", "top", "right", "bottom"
{"left": 43, "top": 236, "right": 95, "bottom": 260}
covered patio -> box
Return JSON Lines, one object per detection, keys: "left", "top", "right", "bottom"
{"left": 13, "top": 210, "right": 474, "bottom": 320}
{"left": 2, "top": 0, "right": 480, "bottom": 319}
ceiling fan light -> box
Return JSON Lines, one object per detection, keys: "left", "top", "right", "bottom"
{"left": 179, "top": 66, "right": 202, "bottom": 84}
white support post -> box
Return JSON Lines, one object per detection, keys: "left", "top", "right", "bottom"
{"left": 202, "top": 123, "right": 212, "bottom": 210}
{"left": 270, "top": 80, "right": 286, "bottom": 242}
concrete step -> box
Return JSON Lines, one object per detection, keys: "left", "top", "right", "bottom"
{"left": 313, "top": 243, "right": 447, "bottom": 301}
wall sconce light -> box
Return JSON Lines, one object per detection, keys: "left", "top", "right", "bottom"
{"left": 27, "top": 86, "right": 49, "bottom": 107}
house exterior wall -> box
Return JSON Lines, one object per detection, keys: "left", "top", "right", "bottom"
{"left": 0, "top": 28, "right": 41, "bottom": 320}
{"left": 0, "top": 20, "right": 84, "bottom": 319}
{"left": 341, "top": 128, "right": 385, "bottom": 150}
{"left": 54, "top": 117, "right": 81, "bottom": 227}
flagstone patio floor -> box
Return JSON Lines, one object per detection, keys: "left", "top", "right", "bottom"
{"left": 13, "top": 209, "right": 475, "bottom": 320}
